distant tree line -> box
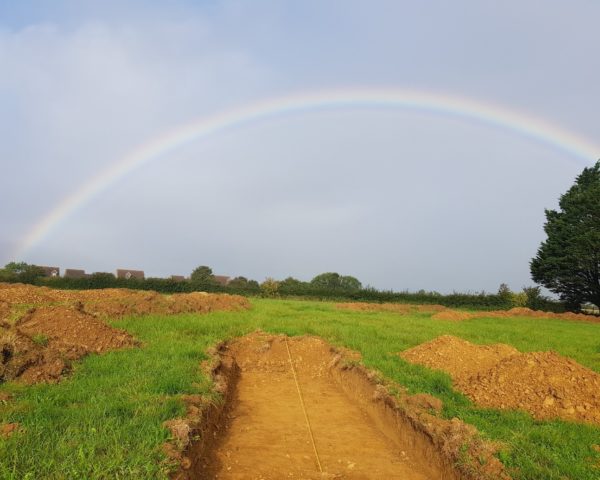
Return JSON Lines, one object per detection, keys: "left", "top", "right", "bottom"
{"left": 0, "top": 262, "right": 565, "bottom": 311}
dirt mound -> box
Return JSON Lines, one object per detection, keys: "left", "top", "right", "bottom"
{"left": 168, "top": 333, "right": 509, "bottom": 480}
{"left": 18, "top": 306, "right": 135, "bottom": 354}
{"left": 1, "top": 306, "right": 137, "bottom": 384}
{"left": 416, "top": 304, "right": 448, "bottom": 313}
{"left": 431, "top": 310, "right": 474, "bottom": 321}
{"left": 0, "top": 283, "right": 64, "bottom": 305}
{"left": 168, "top": 292, "right": 250, "bottom": 314}
{"left": 475, "top": 307, "right": 600, "bottom": 324}
{"left": 0, "top": 283, "right": 249, "bottom": 384}
{"left": 462, "top": 351, "right": 600, "bottom": 424}
{"left": 401, "top": 336, "right": 600, "bottom": 425}
{"left": 0, "top": 283, "right": 250, "bottom": 320}
{"left": 336, "top": 303, "right": 475, "bottom": 319}
{"left": 401, "top": 335, "right": 519, "bottom": 379}
{"left": 336, "top": 302, "right": 413, "bottom": 314}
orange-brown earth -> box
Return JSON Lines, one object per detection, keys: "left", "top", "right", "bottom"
{"left": 336, "top": 302, "right": 413, "bottom": 314}
{"left": 483, "top": 307, "right": 600, "bottom": 324}
{"left": 336, "top": 301, "right": 600, "bottom": 324}
{"left": 336, "top": 302, "right": 448, "bottom": 315}
{"left": 431, "top": 310, "right": 474, "bottom": 321}
{"left": 401, "top": 335, "right": 600, "bottom": 425}
{"left": 168, "top": 333, "right": 508, "bottom": 480}
{"left": 0, "top": 283, "right": 250, "bottom": 384}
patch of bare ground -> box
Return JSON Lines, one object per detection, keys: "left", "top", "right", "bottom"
{"left": 1, "top": 306, "right": 137, "bottom": 384}
{"left": 336, "top": 300, "right": 600, "bottom": 324}
{"left": 416, "top": 304, "right": 448, "bottom": 313}
{"left": 336, "top": 302, "right": 413, "bottom": 314}
{"left": 401, "top": 335, "right": 600, "bottom": 425}
{"left": 477, "top": 307, "right": 600, "bottom": 324}
{"left": 336, "top": 302, "right": 450, "bottom": 315}
{"left": 0, "top": 283, "right": 250, "bottom": 320}
{"left": 431, "top": 310, "right": 474, "bottom": 321}
{"left": 166, "top": 332, "right": 509, "bottom": 480}
{"left": 0, "top": 283, "right": 250, "bottom": 384}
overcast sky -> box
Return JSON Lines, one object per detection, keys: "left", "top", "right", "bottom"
{"left": 1, "top": 1, "right": 599, "bottom": 292}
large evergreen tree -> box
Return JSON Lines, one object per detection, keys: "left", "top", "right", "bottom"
{"left": 530, "top": 160, "right": 600, "bottom": 309}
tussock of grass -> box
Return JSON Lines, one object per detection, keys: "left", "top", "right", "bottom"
{"left": 30, "top": 334, "right": 48, "bottom": 347}
{"left": 1, "top": 299, "right": 599, "bottom": 479}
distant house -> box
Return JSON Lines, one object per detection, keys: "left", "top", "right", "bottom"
{"left": 116, "top": 269, "right": 145, "bottom": 280}
{"left": 213, "top": 275, "right": 231, "bottom": 286}
{"left": 64, "top": 269, "right": 87, "bottom": 279}
{"left": 38, "top": 266, "right": 60, "bottom": 277}
{"left": 171, "top": 275, "right": 186, "bottom": 282}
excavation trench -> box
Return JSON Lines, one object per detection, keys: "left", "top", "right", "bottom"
{"left": 172, "top": 333, "right": 508, "bottom": 480}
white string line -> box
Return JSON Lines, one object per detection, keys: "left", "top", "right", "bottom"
{"left": 284, "top": 336, "right": 323, "bottom": 473}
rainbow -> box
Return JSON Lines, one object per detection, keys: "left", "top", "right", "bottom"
{"left": 14, "top": 87, "right": 600, "bottom": 259}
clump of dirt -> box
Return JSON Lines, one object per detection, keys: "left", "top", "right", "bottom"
{"left": 336, "top": 302, "right": 413, "bottom": 314}
{"left": 431, "top": 310, "right": 474, "bottom": 321}
{"left": 1, "top": 422, "right": 20, "bottom": 438}
{"left": 168, "top": 332, "right": 510, "bottom": 480}
{"left": 401, "top": 336, "right": 600, "bottom": 426}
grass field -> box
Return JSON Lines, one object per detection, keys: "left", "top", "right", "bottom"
{"left": 1, "top": 298, "right": 599, "bottom": 479}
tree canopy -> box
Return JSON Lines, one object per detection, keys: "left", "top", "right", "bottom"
{"left": 310, "top": 272, "right": 362, "bottom": 291}
{"left": 0, "top": 262, "right": 45, "bottom": 283}
{"left": 530, "top": 160, "right": 600, "bottom": 309}
{"left": 190, "top": 265, "right": 217, "bottom": 286}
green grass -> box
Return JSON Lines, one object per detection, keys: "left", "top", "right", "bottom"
{"left": 31, "top": 334, "right": 48, "bottom": 347}
{"left": 1, "top": 298, "right": 599, "bottom": 479}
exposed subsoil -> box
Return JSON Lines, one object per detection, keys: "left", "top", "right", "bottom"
{"left": 336, "top": 302, "right": 448, "bottom": 315}
{"left": 0, "top": 283, "right": 250, "bottom": 319}
{"left": 401, "top": 335, "right": 600, "bottom": 425}
{"left": 167, "top": 332, "right": 509, "bottom": 480}
{"left": 336, "top": 302, "right": 413, "bottom": 314}
{"left": 483, "top": 307, "right": 600, "bottom": 324}
{"left": 1, "top": 305, "right": 137, "bottom": 384}
{"left": 0, "top": 283, "right": 250, "bottom": 384}
{"left": 431, "top": 310, "right": 474, "bottom": 321}
{"left": 336, "top": 301, "right": 600, "bottom": 324}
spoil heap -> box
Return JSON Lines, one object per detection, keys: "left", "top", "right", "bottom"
{"left": 336, "top": 302, "right": 413, "bottom": 314}
{"left": 401, "top": 335, "right": 600, "bottom": 425}
{"left": 0, "top": 283, "right": 250, "bottom": 384}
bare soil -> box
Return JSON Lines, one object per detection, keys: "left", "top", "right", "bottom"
{"left": 431, "top": 310, "right": 474, "bottom": 321}
{"left": 401, "top": 335, "right": 600, "bottom": 425}
{"left": 336, "top": 302, "right": 450, "bottom": 315}
{"left": 336, "top": 301, "right": 600, "bottom": 324}
{"left": 1, "top": 305, "right": 137, "bottom": 384}
{"left": 168, "top": 333, "right": 509, "bottom": 480}
{"left": 0, "top": 283, "right": 250, "bottom": 319}
{"left": 0, "top": 283, "right": 250, "bottom": 384}
{"left": 336, "top": 302, "right": 413, "bottom": 314}
{"left": 481, "top": 307, "right": 600, "bottom": 324}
